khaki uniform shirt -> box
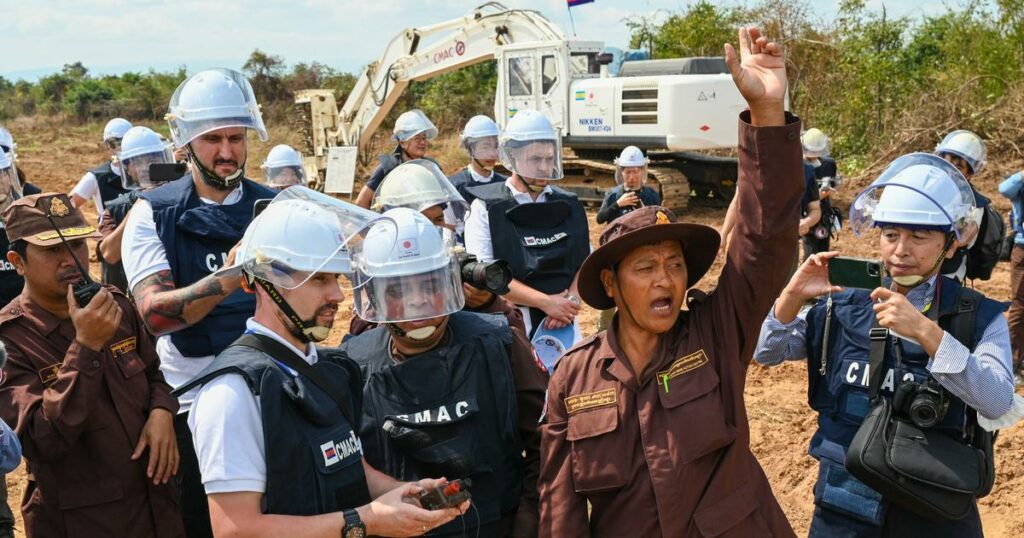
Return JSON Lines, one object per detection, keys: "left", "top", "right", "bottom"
{"left": 0, "top": 288, "right": 183, "bottom": 538}
{"left": 539, "top": 112, "right": 804, "bottom": 537}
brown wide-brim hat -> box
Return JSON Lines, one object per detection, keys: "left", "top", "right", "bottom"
{"left": 578, "top": 206, "right": 720, "bottom": 310}
{"left": 1, "top": 193, "right": 101, "bottom": 246}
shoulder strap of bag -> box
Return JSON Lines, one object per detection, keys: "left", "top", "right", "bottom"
{"left": 867, "top": 319, "right": 889, "bottom": 400}
{"left": 233, "top": 333, "right": 355, "bottom": 427}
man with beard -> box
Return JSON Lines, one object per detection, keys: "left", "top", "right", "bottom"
{"left": 0, "top": 194, "right": 183, "bottom": 537}
{"left": 121, "top": 68, "right": 278, "bottom": 537}
{"left": 174, "top": 189, "right": 465, "bottom": 537}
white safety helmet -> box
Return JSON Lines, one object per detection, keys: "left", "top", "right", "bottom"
{"left": 167, "top": 68, "right": 268, "bottom": 147}
{"left": 103, "top": 118, "right": 133, "bottom": 143}
{"left": 460, "top": 115, "right": 501, "bottom": 162}
{"left": 802, "top": 128, "right": 830, "bottom": 158}
{"left": 372, "top": 160, "right": 468, "bottom": 217}
{"left": 614, "top": 146, "right": 649, "bottom": 186}
{"left": 117, "top": 126, "right": 175, "bottom": 190}
{"left": 0, "top": 125, "right": 15, "bottom": 155}
{"left": 935, "top": 129, "right": 986, "bottom": 175}
{"left": 220, "top": 186, "right": 395, "bottom": 289}
{"left": 261, "top": 144, "right": 306, "bottom": 189}
{"left": 392, "top": 109, "right": 438, "bottom": 142}
{"left": 350, "top": 207, "right": 464, "bottom": 323}
{"left": 0, "top": 151, "right": 22, "bottom": 215}
{"left": 499, "top": 109, "right": 563, "bottom": 181}
{"left": 850, "top": 153, "right": 978, "bottom": 244}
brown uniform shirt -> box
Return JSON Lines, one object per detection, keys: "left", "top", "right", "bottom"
{"left": 538, "top": 112, "right": 803, "bottom": 537}
{"left": 0, "top": 288, "right": 183, "bottom": 538}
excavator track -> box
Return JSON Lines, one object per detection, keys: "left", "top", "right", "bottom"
{"left": 561, "top": 157, "right": 690, "bottom": 213}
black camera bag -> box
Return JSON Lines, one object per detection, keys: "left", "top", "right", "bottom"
{"left": 845, "top": 290, "right": 996, "bottom": 520}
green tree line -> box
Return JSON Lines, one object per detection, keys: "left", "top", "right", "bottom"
{"left": 1, "top": 0, "right": 1020, "bottom": 170}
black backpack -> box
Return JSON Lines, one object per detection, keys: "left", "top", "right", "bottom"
{"left": 966, "top": 205, "right": 1006, "bottom": 280}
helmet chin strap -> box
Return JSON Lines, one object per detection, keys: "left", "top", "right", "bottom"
{"left": 253, "top": 277, "right": 331, "bottom": 343}
{"left": 187, "top": 145, "right": 246, "bottom": 191}
{"left": 887, "top": 235, "right": 955, "bottom": 288}
{"left": 387, "top": 317, "right": 450, "bottom": 355}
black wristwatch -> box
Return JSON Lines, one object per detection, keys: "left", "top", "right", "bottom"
{"left": 341, "top": 508, "right": 365, "bottom": 538}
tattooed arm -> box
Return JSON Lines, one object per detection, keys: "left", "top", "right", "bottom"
{"left": 132, "top": 270, "right": 242, "bottom": 336}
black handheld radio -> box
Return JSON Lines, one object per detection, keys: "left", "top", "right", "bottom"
{"left": 44, "top": 214, "right": 100, "bottom": 307}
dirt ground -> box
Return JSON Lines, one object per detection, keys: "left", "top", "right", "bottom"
{"left": 3, "top": 116, "right": 1024, "bottom": 536}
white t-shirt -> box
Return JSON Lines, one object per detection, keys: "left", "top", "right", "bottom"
{"left": 121, "top": 184, "right": 245, "bottom": 413}
{"left": 71, "top": 162, "right": 121, "bottom": 226}
{"left": 188, "top": 319, "right": 317, "bottom": 495}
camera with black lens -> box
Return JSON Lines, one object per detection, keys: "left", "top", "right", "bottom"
{"left": 455, "top": 250, "right": 512, "bottom": 295}
{"left": 893, "top": 378, "right": 950, "bottom": 429}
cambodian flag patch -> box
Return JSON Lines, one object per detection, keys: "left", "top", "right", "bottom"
{"left": 320, "top": 441, "right": 340, "bottom": 466}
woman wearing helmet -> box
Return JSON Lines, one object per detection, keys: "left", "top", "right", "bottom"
{"left": 262, "top": 144, "right": 306, "bottom": 190}
{"left": 69, "top": 117, "right": 133, "bottom": 226}
{"left": 755, "top": 153, "right": 1016, "bottom": 537}
{"left": 341, "top": 207, "right": 547, "bottom": 537}
{"left": 596, "top": 146, "right": 661, "bottom": 225}
{"left": 354, "top": 109, "right": 439, "bottom": 209}
{"left": 463, "top": 109, "right": 590, "bottom": 340}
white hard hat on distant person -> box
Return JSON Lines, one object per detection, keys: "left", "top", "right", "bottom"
{"left": 801, "top": 128, "right": 829, "bottom": 157}
{"left": 103, "top": 118, "right": 133, "bottom": 142}
{"left": 0, "top": 125, "right": 15, "bottom": 154}
{"left": 372, "top": 160, "right": 468, "bottom": 215}
{"left": 261, "top": 144, "right": 307, "bottom": 188}
{"left": 614, "top": 146, "right": 647, "bottom": 167}
{"left": 392, "top": 109, "right": 438, "bottom": 142}
{"left": 117, "top": 127, "right": 175, "bottom": 190}
{"left": 499, "top": 109, "right": 563, "bottom": 180}
{"left": 461, "top": 115, "right": 500, "bottom": 140}
{"left": 935, "top": 129, "right": 986, "bottom": 175}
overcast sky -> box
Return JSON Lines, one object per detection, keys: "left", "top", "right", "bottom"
{"left": 0, "top": 0, "right": 970, "bottom": 81}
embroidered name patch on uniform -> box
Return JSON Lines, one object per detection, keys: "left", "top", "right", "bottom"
{"left": 38, "top": 364, "right": 60, "bottom": 385}
{"left": 564, "top": 388, "right": 617, "bottom": 415}
{"left": 659, "top": 349, "right": 709, "bottom": 381}
{"left": 110, "top": 337, "right": 137, "bottom": 355}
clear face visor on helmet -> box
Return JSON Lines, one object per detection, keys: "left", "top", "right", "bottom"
{"left": 615, "top": 164, "right": 648, "bottom": 188}
{"left": 499, "top": 137, "right": 563, "bottom": 181}
{"left": 349, "top": 226, "right": 465, "bottom": 323}
{"left": 167, "top": 68, "right": 269, "bottom": 147}
{"left": 849, "top": 153, "right": 978, "bottom": 244}
{"left": 0, "top": 160, "right": 22, "bottom": 215}
{"left": 237, "top": 186, "right": 397, "bottom": 291}
{"left": 120, "top": 147, "right": 175, "bottom": 190}
{"left": 464, "top": 136, "right": 500, "bottom": 162}
{"left": 372, "top": 159, "right": 469, "bottom": 217}
{"left": 263, "top": 165, "right": 306, "bottom": 189}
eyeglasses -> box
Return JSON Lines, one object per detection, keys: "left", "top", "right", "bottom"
{"left": 104, "top": 139, "right": 122, "bottom": 150}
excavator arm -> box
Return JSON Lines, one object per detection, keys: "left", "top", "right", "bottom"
{"left": 334, "top": 2, "right": 564, "bottom": 153}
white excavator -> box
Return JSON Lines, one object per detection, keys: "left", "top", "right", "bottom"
{"left": 294, "top": 2, "right": 749, "bottom": 211}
